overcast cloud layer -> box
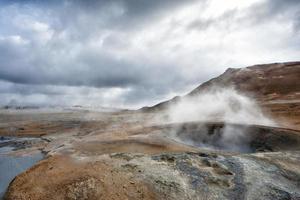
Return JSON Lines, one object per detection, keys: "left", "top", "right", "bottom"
{"left": 0, "top": 0, "right": 299, "bottom": 108}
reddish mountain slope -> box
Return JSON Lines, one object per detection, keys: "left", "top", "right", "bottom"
{"left": 189, "top": 61, "right": 300, "bottom": 102}
{"left": 142, "top": 61, "right": 300, "bottom": 130}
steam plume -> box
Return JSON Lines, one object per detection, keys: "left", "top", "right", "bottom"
{"left": 166, "top": 87, "right": 275, "bottom": 126}
{"left": 162, "top": 87, "right": 276, "bottom": 153}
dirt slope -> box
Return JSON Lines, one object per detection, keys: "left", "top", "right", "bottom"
{"left": 188, "top": 61, "right": 300, "bottom": 101}
{"left": 142, "top": 61, "right": 300, "bottom": 130}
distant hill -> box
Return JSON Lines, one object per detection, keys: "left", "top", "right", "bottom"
{"left": 141, "top": 61, "right": 300, "bottom": 111}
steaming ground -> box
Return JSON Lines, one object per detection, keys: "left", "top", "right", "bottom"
{"left": 1, "top": 100, "right": 300, "bottom": 199}
{"left": 154, "top": 88, "right": 277, "bottom": 152}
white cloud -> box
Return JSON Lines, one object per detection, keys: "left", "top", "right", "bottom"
{"left": 0, "top": 35, "right": 29, "bottom": 45}
{"left": 0, "top": 0, "right": 299, "bottom": 108}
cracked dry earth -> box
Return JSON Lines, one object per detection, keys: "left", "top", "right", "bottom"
{"left": 1, "top": 110, "right": 300, "bottom": 200}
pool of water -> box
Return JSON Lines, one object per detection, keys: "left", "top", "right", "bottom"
{"left": 0, "top": 137, "right": 44, "bottom": 198}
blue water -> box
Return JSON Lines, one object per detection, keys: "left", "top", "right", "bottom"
{"left": 0, "top": 141, "right": 44, "bottom": 198}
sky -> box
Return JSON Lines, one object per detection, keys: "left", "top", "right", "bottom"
{"left": 0, "top": 0, "right": 299, "bottom": 109}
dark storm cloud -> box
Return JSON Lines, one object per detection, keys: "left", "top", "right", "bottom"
{"left": 1, "top": 0, "right": 197, "bottom": 30}
{"left": 272, "top": 0, "right": 300, "bottom": 32}
{"left": 0, "top": 0, "right": 195, "bottom": 89}
{"left": 0, "top": 80, "right": 63, "bottom": 96}
{"left": 187, "top": 0, "right": 300, "bottom": 32}
{"left": 247, "top": 0, "right": 300, "bottom": 31}
{"left": 187, "top": 9, "right": 238, "bottom": 31}
{"left": 266, "top": 0, "right": 300, "bottom": 11}
{"left": 0, "top": 0, "right": 299, "bottom": 108}
{"left": 0, "top": 36, "right": 184, "bottom": 92}
{"left": 294, "top": 11, "right": 300, "bottom": 32}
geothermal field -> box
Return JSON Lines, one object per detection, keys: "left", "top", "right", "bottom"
{"left": 1, "top": 0, "right": 300, "bottom": 199}
{"left": 0, "top": 62, "right": 300, "bottom": 199}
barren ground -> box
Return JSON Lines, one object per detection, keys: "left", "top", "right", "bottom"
{"left": 0, "top": 108, "right": 300, "bottom": 200}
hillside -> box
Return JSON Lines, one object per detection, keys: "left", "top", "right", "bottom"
{"left": 189, "top": 61, "right": 300, "bottom": 101}
{"left": 141, "top": 61, "right": 300, "bottom": 130}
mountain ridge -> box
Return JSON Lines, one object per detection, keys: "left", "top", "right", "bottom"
{"left": 141, "top": 61, "right": 300, "bottom": 111}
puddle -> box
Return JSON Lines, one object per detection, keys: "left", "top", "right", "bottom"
{"left": 0, "top": 137, "right": 45, "bottom": 198}
{"left": 0, "top": 146, "right": 14, "bottom": 154}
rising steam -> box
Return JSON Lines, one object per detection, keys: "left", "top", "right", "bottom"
{"left": 166, "top": 87, "right": 275, "bottom": 126}
{"left": 162, "top": 87, "right": 277, "bottom": 153}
